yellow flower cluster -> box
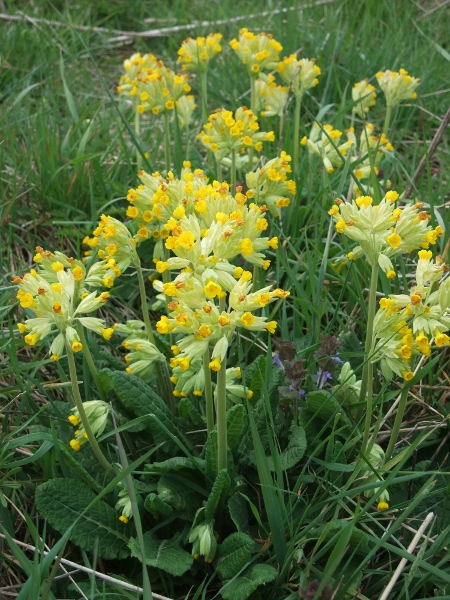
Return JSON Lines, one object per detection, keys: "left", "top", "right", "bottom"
{"left": 329, "top": 193, "right": 443, "bottom": 273}
{"left": 177, "top": 34, "right": 223, "bottom": 71}
{"left": 134, "top": 64, "right": 191, "bottom": 115}
{"left": 376, "top": 68, "right": 420, "bottom": 108}
{"left": 176, "top": 95, "right": 197, "bottom": 128}
{"left": 197, "top": 107, "right": 274, "bottom": 161}
{"left": 254, "top": 74, "right": 289, "bottom": 118}
{"left": 245, "top": 152, "right": 296, "bottom": 216}
{"left": 68, "top": 400, "right": 110, "bottom": 452}
{"left": 117, "top": 52, "right": 158, "bottom": 103}
{"left": 277, "top": 56, "right": 321, "bottom": 98}
{"left": 373, "top": 250, "right": 449, "bottom": 380}
{"left": 352, "top": 79, "right": 377, "bottom": 117}
{"left": 301, "top": 123, "right": 351, "bottom": 174}
{"left": 14, "top": 248, "right": 112, "bottom": 360}
{"left": 229, "top": 28, "right": 282, "bottom": 77}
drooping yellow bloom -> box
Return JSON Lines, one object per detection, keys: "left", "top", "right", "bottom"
{"left": 376, "top": 68, "right": 420, "bottom": 108}
{"left": 177, "top": 34, "right": 223, "bottom": 72}
{"left": 229, "top": 29, "right": 282, "bottom": 77}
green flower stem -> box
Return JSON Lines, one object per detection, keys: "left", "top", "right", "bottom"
{"left": 66, "top": 343, "right": 114, "bottom": 474}
{"left": 216, "top": 158, "right": 222, "bottom": 181}
{"left": 201, "top": 69, "right": 208, "bottom": 125}
{"left": 293, "top": 93, "right": 302, "bottom": 177}
{"left": 185, "top": 123, "right": 190, "bottom": 161}
{"left": 216, "top": 296, "right": 227, "bottom": 473}
{"left": 164, "top": 112, "right": 171, "bottom": 173}
{"left": 203, "top": 350, "right": 214, "bottom": 434}
{"left": 135, "top": 260, "right": 175, "bottom": 414}
{"left": 385, "top": 384, "right": 410, "bottom": 461}
{"left": 359, "top": 263, "right": 379, "bottom": 456}
{"left": 231, "top": 149, "right": 237, "bottom": 194}
{"left": 134, "top": 110, "right": 141, "bottom": 171}
{"left": 77, "top": 324, "right": 107, "bottom": 403}
{"left": 248, "top": 76, "right": 257, "bottom": 170}
{"left": 383, "top": 106, "right": 392, "bottom": 136}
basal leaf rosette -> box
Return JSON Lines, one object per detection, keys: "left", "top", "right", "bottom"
{"left": 328, "top": 192, "right": 443, "bottom": 276}
{"left": 372, "top": 251, "right": 449, "bottom": 380}
{"left": 177, "top": 34, "right": 223, "bottom": 72}
{"left": 197, "top": 107, "right": 275, "bottom": 162}
{"left": 277, "top": 55, "right": 321, "bottom": 98}
{"left": 15, "top": 251, "right": 113, "bottom": 360}
{"left": 245, "top": 152, "right": 296, "bottom": 216}
{"left": 229, "top": 28, "right": 282, "bottom": 77}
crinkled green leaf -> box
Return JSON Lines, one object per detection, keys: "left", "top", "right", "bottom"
{"left": 205, "top": 430, "right": 218, "bottom": 480}
{"left": 306, "top": 390, "right": 354, "bottom": 430}
{"left": 228, "top": 492, "right": 249, "bottom": 533}
{"left": 216, "top": 532, "right": 254, "bottom": 580}
{"left": 267, "top": 425, "right": 306, "bottom": 471}
{"left": 157, "top": 474, "right": 203, "bottom": 519}
{"left": 144, "top": 493, "right": 174, "bottom": 518}
{"left": 35, "top": 479, "right": 130, "bottom": 559}
{"left": 204, "top": 469, "right": 231, "bottom": 522}
{"left": 226, "top": 404, "right": 246, "bottom": 451}
{"left": 145, "top": 456, "right": 203, "bottom": 474}
{"left": 220, "top": 563, "right": 278, "bottom": 600}
{"left": 129, "top": 531, "right": 193, "bottom": 576}
{"left": 179, "top": 397, "right": 205, "bottom": 427}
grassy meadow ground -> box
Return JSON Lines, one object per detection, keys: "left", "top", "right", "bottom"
{"left": 1, "top": 0, "right": 450, "bottom": 598}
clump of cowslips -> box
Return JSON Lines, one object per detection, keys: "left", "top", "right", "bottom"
{"left": 301, "top": 123, "right": 352, "bottom": 174}
{"left": 328, "top": 192, "right": 442, "bottom": 275}
{"left": 373, "top": 250, "right": 449, "bottom": 380}
{"left": 229, "top": 28, "right": 282, "bottom": 77}
{"left": 245, "top": 152, "right": 296, "bottom": 216}
{"left": 68, "top": 400, "right": 110, "bottom": 452}
{"left": 177, "top": 34, "right": 223, "bottom": 72}
{"left": 352, "top": 79, "right": 377, "bottom": 117}
{"left": 14, "top": 248, "right": 113, "bottom": 359}
{"left": 197, "top": 107, "right": 275, "bottom": 162}
{"left": 277, "top": 55, "right": 321, "bottom": 99}
{"left": 376, "top": 68, "right": 420, "bottom": 108}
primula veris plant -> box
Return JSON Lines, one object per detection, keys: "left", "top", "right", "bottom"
{"left": 9, "top": 21, "right": 450, "bottom": 600}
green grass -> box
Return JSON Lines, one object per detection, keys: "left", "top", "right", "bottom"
{"left": 1, "top": 0, "right": 450, "bottom": 598}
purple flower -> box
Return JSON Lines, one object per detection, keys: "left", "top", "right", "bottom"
{"left": 272, "top": 353, "right": 284, "bottom": 368}
{"left": 331, "top": 355, "right": 344, "bottom": 365}
{"left": 316, "top": 370, "right": 332, "bottom": 389}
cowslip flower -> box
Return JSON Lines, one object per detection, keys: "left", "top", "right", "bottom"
{"left": 352, "top": 79, "right": 377, "bottom": 117}
{"left": 277, "top": 56, "right": 321, "bottom": 98}
{"left": 197, "top": 107, "right": 274, "bottom": 162}
{"left": 329, "top": 193, "right": 441, "bottom": 274}
{"left": 362, "top": 443, "right": 390, "bottom": 509}
{"left": 124, "top": 338, "right": 165, "bottom": 377}
{"left": 373, "top": 251, "right": 449, "bottom": 380}
{"left": 301, "top": 123, "right": 351, "bottom": 174}
{"left": 15, "top": 258, "right": 112, "bottom": 360}
{"left": 189, "top": 508, "right": 217, "bottom": 562}
{"left": 246, "top": 152, "right": 296, "bottom": 216}
{"left": 229, "top": 28, "right": 282, "bottom": 77}
{"left": 254, "top": 75, "right": 289, "bottom": 118}
{"left": 135, "top": 64, "right": 191, "bottom": 116}
{"left": 176, "top": 95, "right": 196, "bottom": 128}
{"left": 92, "top": 215, "right": 139, "bottom": 285}
{"left": 115, "top": 477, "right": 132, "bottom": 523}
{"left": 376, "top": 69, "right": 420, "bottom": 108}
{"left": 68, "top": 400, "right": 110, "bottom": 452}
{"left": 177, "top": 34, "right": 223, "bottom": 72}
{"left": 117, "top": 52, "right": 158, "bottom": 104}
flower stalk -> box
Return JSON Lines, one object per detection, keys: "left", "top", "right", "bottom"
{"left": 203, "top": 350, "right": 214, "bottom": 434}
{"left": 385, "top": 384, "right": 411, "bottom": 461}
{"left": 164, "top": 112, "right": 171, "bottom": 173}
{"left": 66, "top": 343, "right": 114, "bottom": 474}
{"left": 77, "top": 324, "right": 107, "bottom": 403}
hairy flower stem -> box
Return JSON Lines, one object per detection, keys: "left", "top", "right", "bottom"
{"left": 385, "top": 384, "right": 410, "bottom": 461}
{"left": 231, "top": 149, "right": 237, "bottom": 194}
{"left": 136, "top": 261, "right": 175, "bottom": 414}
{"left": 201, "top": 69, "right": 208, "bottom": 125}
{"left": 77, "top": 324, "right": 107, "bottom": 403}
{"left": 359, "top": 264, "right": 379, "bottom": 456}
{"left": 134, "top": 110, "right": 141, "bottom": 171}
{"left": 247, "top": 76, "right": 257, "bottom": 170}
{"left": 216, "top": 296, "right": 227, "bottom": 473}
{"left": 203, "top": 350, "right": 214, "bottom": 433}
{"left": 293, "top": 94, "right": 302, "bottom": 177}
{"left": 383, "top": 106, "right": 392, "bottom": 137}
{"left": 164, "top": 112, "right": 171, "bottom": 173}
{"left": 66, "top": 343, "right": 114, "bottom": 474}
